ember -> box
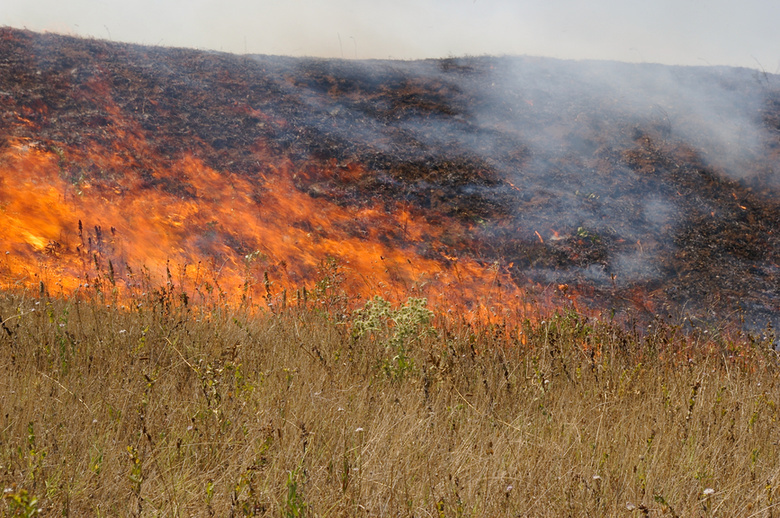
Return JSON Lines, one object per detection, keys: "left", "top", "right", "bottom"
{"left": 0, "top": 28, "right": 778, "bottom": 330}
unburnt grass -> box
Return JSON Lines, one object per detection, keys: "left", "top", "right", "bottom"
{"left": 0, "top": 286, "right": 778, "bottom": 516}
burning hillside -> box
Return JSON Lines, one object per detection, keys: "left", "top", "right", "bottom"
{"left": 0, "top": 28, "right": 778, "bottom": 329}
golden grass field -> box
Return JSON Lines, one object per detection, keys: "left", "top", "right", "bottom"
{"left": 1, "top": 283, "right": 778, "bottom": 517}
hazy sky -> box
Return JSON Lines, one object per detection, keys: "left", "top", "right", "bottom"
{"left": 2, "top": 0, "right": 779, "bottom": 70}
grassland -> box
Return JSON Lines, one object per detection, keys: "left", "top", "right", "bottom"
{"left": 1, "top": 284, "right": 779, "bottom": 517}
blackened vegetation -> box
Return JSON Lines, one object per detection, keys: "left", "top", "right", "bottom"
{"left": 1, "top": 28, "right": 778, "bottom": 330}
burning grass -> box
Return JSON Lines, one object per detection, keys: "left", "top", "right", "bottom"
{"left": 2, "top": 27, "right": 779, "bottom": 332}
{"left": 2, "top": 29, "right": 780, "bottom": 514}
{"left": 1, "top": 284, "right": 778, "bottom": 516}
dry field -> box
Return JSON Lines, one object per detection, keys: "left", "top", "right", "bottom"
{"left": 1, "top": 286, "right": 778, "bottom": 516}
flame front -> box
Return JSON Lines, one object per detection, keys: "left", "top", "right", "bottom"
{"left": 2, "top": 28, "right": 779, "bottom": 329}
{"left": 0, "top": 136, "right": 530, "bottom": 318}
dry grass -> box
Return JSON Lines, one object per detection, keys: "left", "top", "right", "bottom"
{"left": 1, "top": 287, "right": 779, "bottom": 517}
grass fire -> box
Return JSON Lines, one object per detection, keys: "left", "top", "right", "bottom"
{"left": 1, "top": 27, "right": 779, "bottom": 515}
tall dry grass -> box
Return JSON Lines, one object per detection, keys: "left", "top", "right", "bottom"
{"left": 0, "top": 286, "right": 778, "bottom": 516}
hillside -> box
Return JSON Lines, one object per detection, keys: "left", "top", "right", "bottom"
{"left": 1, "top": 27, "right": 779, "bottom": 329}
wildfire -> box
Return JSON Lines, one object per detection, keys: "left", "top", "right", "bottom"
{"left": 0, "top": 136, "right": 533, "bottom": 320}
{"left": 2, "top": 28, "right": 778, "bottom": 330}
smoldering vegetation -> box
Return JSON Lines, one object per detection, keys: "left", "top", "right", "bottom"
{"left": 265, "top": 55, "right": 780, "bottom": 330}
{"left": 1, "top": 27, "right": 778, "bottom": 330}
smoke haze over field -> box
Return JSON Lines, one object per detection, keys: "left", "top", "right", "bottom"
{"left": 2, "top": 0, "right": 780, "bottom": 69}
{"left": 0, "top": 28, "right": 778, "bottom": 331}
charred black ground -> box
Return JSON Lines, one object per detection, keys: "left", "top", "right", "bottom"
{"left": 1, "top": 28, "right": 778, "bottom": 331}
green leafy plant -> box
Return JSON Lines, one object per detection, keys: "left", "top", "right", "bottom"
{"left": 284, "top": 467, "right": 307, "bottom": 517}
{"left": 3, "top": 487, "right": 40, "bottom": 517}
{"left": 352, "top": 296, "right": 435, "bottom": 380}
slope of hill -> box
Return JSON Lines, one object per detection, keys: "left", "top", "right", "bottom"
{"left": 1, "top": 28, "right": 778, "bottom": 329}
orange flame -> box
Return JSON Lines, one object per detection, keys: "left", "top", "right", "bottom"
{"left": 0, "top": 135, "right": 539, "bottom": 321}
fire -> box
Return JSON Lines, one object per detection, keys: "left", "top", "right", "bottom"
{"left": 3, "top": 28, "right": 778, "bottom": 330}
{"left": 0, "top": 136, "right": 531, "bottom": 320}
{"left": 0, "top": 51, "right": 537, "bottom": 320}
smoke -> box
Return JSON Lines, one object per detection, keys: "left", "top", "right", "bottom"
{"left": 3, "top": 26, "right": 777, "bottom": 327}
{"left": 257, "top": 53, "right": 778, "bottom": 332}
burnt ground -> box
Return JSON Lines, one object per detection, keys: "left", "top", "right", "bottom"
{"left": 0, "top": 28, "right": 778, "bottom": 331}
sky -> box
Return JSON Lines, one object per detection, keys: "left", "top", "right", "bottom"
{"left": 2, "top": 0, "right": 780, "bottom": 71}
